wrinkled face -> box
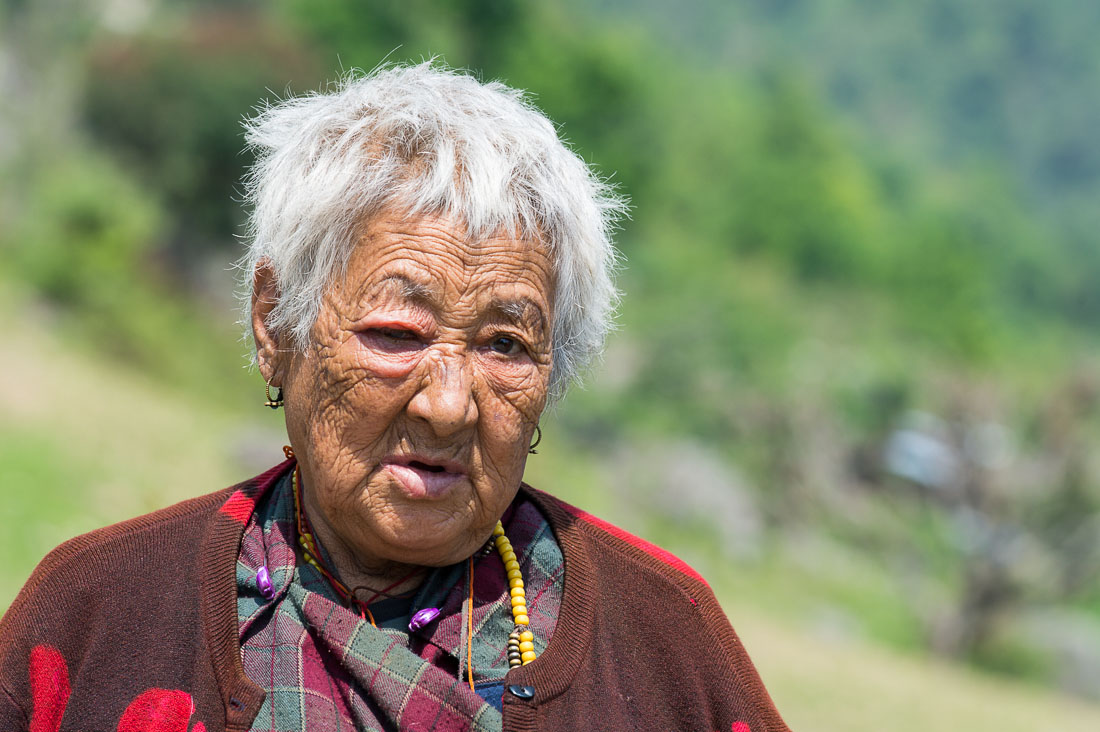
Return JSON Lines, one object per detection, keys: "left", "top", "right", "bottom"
{"left": 262, "top": 209, "right": 553, "bottom": 570}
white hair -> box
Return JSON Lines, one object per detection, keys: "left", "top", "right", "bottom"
{"left": 239, "top": 62, "right": 627, "bottom": 402}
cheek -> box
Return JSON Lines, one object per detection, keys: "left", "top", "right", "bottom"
{"left": 475, "top": 356, "right": 550, "bottom": 416}
{"left": 292, "top": 336, "right": 410, "bottom": 440}
{"left": 474, "top": 362, "right": 549, "bottom": 465}
{"left": 304, "top": 340, "right": 370, "bottom": 409}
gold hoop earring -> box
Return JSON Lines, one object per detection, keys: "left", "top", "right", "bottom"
{"left": 264, "top": 381, "right": 284, "bottom": 409}
{"left": 528, "top": 425, "right": 542, "bottom": 454}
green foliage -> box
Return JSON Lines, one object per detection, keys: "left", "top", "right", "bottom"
{"left": 887, "top": 211, "right": 1001, "bottom": 360}
{"left": 590, "top": 0, "right": 1100, "bottom": 326}
{"left": 724, "top": 74, "right": 887, "bottom": 283}
{"left": 1, "top": 148, "right": 252, "bottom": 411}
{"left": 276, "top": 0, "right": 526, "bottom": 72}
{"left": 4, "top": 150, "right": 162, "bottom": 307}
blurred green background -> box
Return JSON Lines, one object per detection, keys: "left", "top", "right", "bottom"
{"left": 3, "top": 1, "right": 1100, "bottom": 728}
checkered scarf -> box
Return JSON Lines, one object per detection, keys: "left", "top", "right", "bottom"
{"left": 235, "top": 471, "right": 563, "bottom": 731}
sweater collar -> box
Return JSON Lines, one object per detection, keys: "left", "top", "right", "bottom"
{"left": 198, "top": 459, "right": 598, "bottom": 728}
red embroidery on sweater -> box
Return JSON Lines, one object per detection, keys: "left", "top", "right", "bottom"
{"left": 732, "top": 722, "right": 751, "bottom": 732}
{"left": 29, "top": 645, "right": 70, "bottom": 732}
{"left": 219, "top": 489, "right": 260, "bottom": 524}
{"left": 26, "top": 646, "right": 207, "bottom": 732}
{"left": 219, "top": 458, "right": 294, "bottom": 524}
{"left": 117, "top": 689, "right": 196, "bottom": 732}
{"left": 559, "top": 503, "right": 708, "bottom": 585}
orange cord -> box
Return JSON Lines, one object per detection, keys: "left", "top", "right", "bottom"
{"left": 467, "top": 555, "right": 475, "bottom": 692}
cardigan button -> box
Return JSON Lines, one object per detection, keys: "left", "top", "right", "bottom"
{"left": 507, "top": 684, "right": 535, "bottom": 699}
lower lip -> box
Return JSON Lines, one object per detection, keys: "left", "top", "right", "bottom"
{"left": 383, "top": 463, "right": 466, "bottom": 499}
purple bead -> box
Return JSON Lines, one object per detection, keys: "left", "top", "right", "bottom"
{"left": 408, "top": 607, "right": 441, "bottom": 632}
{"left": 256, "top": 566, "right": 275, "bottom": 600}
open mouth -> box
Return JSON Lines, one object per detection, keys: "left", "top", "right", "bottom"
{"left": 408, "top": 460, "right": 446, "bottom": 473}
{"left": 384, "top": 456, "right": 466, "bottom": 499}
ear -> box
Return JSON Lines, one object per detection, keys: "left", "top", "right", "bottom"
{"left": 251, "top": 259, "right": 284, "bottom": 385}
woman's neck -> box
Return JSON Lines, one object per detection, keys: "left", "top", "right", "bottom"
{"left": 313, "top": 520, "right": 426, "bottom": 603}
{"left": 297, "top": 474, "right": 426, "bottom": 604}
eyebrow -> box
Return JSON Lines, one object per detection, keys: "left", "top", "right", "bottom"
{"left": 374, "top": 274, "right": 436, "bottom": 304}
{"left": 488, "top": 297, "right": 548, "bottom": 338}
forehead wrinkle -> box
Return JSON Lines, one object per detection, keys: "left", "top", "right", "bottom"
{"left": 365, "top": 273, "right": 438, "bottom": 309}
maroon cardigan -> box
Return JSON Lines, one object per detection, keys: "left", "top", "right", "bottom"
{"left": 0, "top": 461, "right": 790, "bottom": 731}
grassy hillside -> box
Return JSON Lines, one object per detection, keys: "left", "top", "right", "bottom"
{"left": 0, "top": 284, "right": 285, "bottom": 607}
{"left": 733, "top": 605, "right": 1100, "bottom": 732}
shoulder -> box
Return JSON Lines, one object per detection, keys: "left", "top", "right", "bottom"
{"left": 522, "top": 486, "right": 727, "bottom": 633}
{"left": 7, "top": 460, "right": 289, "bottom": 616}
{"left": 524, "top": 486, "right": 747, "bottom": 657}
{"left": 521, "top": 487, "right": 791, "bottom": 731}
{"left": 18, "top": 460, "right": 288, "bottom": 593}
{"left": 2, "top": 488, "right": 227, "bottom": 641}
{"left": 37, "top": 490, "right": 228, "bottom": 574}
{"left": 525, "top": 485, "right": 710, "bottom": 587}
{"left": 0, "top": 462, "right": 291, "bottom": 721}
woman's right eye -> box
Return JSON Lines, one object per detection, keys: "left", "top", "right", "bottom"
{"left": 376, "top": 328, "right": 418, "bottom": 341}
{"left": 361, "top": 327, "right": 424, "bottom": 353}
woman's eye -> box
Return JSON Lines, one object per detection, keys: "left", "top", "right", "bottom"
{"left": 489, "top": 335, "right": 523, "bottom": 355}
{"left": 361, "top": 327, "right": 424, "bottom": 353}
{"left": 377, "top": 328, "right": 418, "bottom": 341}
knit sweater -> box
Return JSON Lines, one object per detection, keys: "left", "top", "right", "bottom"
{"left": 0, "top": 460, "right": 790, "bottom": 732}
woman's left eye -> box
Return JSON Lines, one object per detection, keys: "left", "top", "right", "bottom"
{"left": 489, "top": 335, "right": 524, "bottom": 356}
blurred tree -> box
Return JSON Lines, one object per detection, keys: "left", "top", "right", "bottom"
{"left": 6, "top": 149, "right": 162, "bottom": 309}
{"left": 82, "top": 7, "right": 319, "bottom": 271}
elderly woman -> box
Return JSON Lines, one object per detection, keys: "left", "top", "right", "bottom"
{"left": 0, "top": 64, "right": 789, "bottom": 731}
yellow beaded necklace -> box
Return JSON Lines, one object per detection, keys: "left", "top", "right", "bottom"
{"left": 493, "top": 521, "right": 537, "bottom": 667}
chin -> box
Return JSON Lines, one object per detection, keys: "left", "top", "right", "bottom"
{"left": 369, "top": 510, "right": 486, "bottom": 567}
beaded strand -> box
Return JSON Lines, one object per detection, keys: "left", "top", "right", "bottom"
{"left": 494, "top": 521, "right": 537, "bottom": 666}
{"left": 293, "top": 468, "right": 336, "bottom": 579}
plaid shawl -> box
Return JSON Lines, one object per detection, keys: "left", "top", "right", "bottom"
{"left": 235, "top": 470, "right": 563, "bottom": 732}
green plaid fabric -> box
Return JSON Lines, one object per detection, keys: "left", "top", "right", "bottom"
{"left": 235, "top": 471, "right": 563, "bottom": 731}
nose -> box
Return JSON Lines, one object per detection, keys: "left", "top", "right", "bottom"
{"left": 406, "top": 347, "right": 479, "bottom": 437}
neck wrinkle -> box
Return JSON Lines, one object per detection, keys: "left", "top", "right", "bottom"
{"left": 297, "top": 470, "right": 427, "bottom": 600}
